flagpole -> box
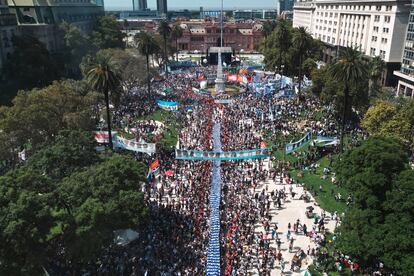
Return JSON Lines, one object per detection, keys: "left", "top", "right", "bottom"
{"left": 221, "top": 0, "right": 223, "bottom": 47}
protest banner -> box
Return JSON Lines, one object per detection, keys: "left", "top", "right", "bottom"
{"left": 285, "top": 132, "right": 312, "bottom": 154}
{"left": 156, "top": 100, "right": 178, "bottom": 111}
{"left": 175, "top": 148, "right": 271, "bottom": 161}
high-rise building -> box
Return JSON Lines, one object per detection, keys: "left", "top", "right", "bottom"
{"left": 0, "top": 0, "right": 18, "bottom": 70}
{"left": 133, "top": 0, "right": 147, "bottom": 11}
{"left": 157, "top": 0, "right": 168, "bottom": 15}
{"left": 276, "top": 0, "right": 294, "bottom": 14}
{"left": 7, "top": 0, "right": 104, "bottom": 52}
{"left": 395, "top": 0, "right": 414, "bottom": 97}
{"left": 293, "top": 0, "right": 410, "bottom": 85}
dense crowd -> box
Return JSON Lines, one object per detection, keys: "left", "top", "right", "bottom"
{"left": 51, "top": 64, "right": 355, "bottom": 275}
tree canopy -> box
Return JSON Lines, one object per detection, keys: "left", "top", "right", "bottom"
{"left": 0, "top": 80, "right": 99, "bottom": 167}
{"left": 362, "top": 100, "right": 414, "bottom": 149}
{"left": 335, "top": 136, "right": 413, "bottom": 274}
{"left": 0, "top": 130, "right": 148, "bottom": 274}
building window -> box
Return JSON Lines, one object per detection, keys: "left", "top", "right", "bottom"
{"left": 373, "top": 26, "right": 379, "bottom": 32}
{"left": 370, "top": 48, "right": 376, "bottom": 56}
{"left": 382, "top": 38, "right": 388, "bottom": 43}
{"left": 384, "top": 16, "right": 391, "bottom": 23}
{"left": 380, "top": 50, "right": 386, "bottom": 59}
{"left": 386, "top": 5, "right": 392, "bottom": 11}
{"left": 372, "top": 36, "right": 377, "bottom": 42}
{"left": 374, "top": 15, "right": 380, "bottom": 22}
{"left": 383, "top": 27, "right": 389, "bottom": 33}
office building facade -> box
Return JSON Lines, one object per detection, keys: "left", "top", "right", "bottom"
{"left": 293, "top": 0, "right": 410, "bottom": 85}
{"left": 157, "top": 0, "right": 167, "bottom": 15}
{"left": 276, "top": 0, "right": 294, "bottom": 14}
{"left": 133, "top": 0, "right": 147, "bottom": 11}
{"left": 394, "top": 0, "right": 414, "bottom": 97}
{"left": 0, "top": 0, "right": 18, "bottom": 70}
{"left": 7, "top": 0, "right": 104, "bottom": 52}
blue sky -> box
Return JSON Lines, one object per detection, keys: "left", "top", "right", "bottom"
{"left": 105, "top": 0, "right": 276, "bottom": 10}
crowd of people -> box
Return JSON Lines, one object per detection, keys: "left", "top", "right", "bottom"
{"left": 51, "top": 63, "right": 357, "bottom": 275}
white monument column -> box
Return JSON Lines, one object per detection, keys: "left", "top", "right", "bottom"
{"left": 215, "top": 48, "right": 225, "bottom": 94}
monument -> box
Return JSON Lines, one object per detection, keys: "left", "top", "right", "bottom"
{"left": 214, "top": 48, "right": 226, "bottom": 94}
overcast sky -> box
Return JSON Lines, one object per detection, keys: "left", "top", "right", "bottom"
{"left": 105, "top": 0, "right": 277, "bottom": 10}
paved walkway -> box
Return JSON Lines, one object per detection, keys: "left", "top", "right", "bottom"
{"left": 250, "top": 159, "right": 336, "bottom": 275}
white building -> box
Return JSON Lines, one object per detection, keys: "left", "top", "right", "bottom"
{"left": 394, "top": 0, "right": 414, "bottom": 98}
{"left": 293, "top": 0, "right": 410, "bottom": 85}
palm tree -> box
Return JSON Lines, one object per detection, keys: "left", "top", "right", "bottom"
{"left": 329, "top": 47, "right": 368, "bottom": 152}
{"left": 171, "top": 24, "right": 183, "bottom": 61}
{"left": 292, "top": 27, "right": 313, "bottom": 95}
{"left": 157, "top": 20, "right": 172, "bottom": 75}
{"left": 136, "top": 32, "right": 158, "bottom": 98}
{"left": 86, "top": 54, "right": 120, "bottom": 149}
{"left": 368, "top": 56, "right": 385, "bottom": 97}
{"left": 275, "top": 19, "right": 290, "bottom": 74}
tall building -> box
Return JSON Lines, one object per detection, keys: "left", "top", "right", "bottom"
{"left": 0, "top": 0, "right": 18, "bottom": 70}
{"left": 157, "top": 0, "right": 168, "bottom": 15}
{"left": 293, "top": 0, "right": 410, "bottom": 85}
{"left": 133, "top": 0, "right": 147, "bottom": 11}
{"left": 7, "top": 0, "right": 104, "bottom": 52}
{"left": 276, "top": 0, "right": 294, "bottom": 14}
{"left": 394, "top": 0, "right": 414, "bottom": 98}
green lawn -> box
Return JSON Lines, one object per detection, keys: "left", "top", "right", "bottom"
{"left": 291, "top": 156, "right": 348, "bottom": 214}
{"left": 140, "top": 109, "right": 179, "bottom": 149}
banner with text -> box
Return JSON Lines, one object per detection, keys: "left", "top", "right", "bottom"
{"left": 175, "top": 148, "right": 271, "bottom": 161}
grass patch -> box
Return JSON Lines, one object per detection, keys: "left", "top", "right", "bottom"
{"left": 137, "top": 109, "right": 179, "bottom": 148}
{"left": 291, "top": 156, "right": 348, "bottom": 214}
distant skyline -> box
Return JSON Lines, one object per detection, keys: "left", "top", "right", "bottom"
{"left": 105, "top": 0, "right": 277, "bottom": 11}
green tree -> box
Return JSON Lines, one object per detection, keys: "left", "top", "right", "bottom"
{"left": 263, "top": 20, "right": 291, "bottom": 73}
{"left": 136, "top": 32, "right": 159, "bottom": 98}
{"left": 362, "top": 101, "right": 397, "bottom": 134}
{"left": 368, "top": 56, "right": 385, "bottom": 98}
{"left": 382, "top": 170, "right": 414, "bottom": 275}
{"left": 0, "top": 80, "right": 98, "bottom": 166}
{"left": 157, "top": 20, "right": 172, "bottom": 74}
{"left": 91, "top": 15, "right": 125, "bottom": 49}
{"left": 60, "top": 22, "right": 95, "bottom": 78}
{"left": 58, "top": 155, "right": 148, "bottom": 263}
{"left": 261, "top": 20, "right": 277, "bottom": 38}
{"left": 27, "top": 130, "right": 99, "bottom": 181}
{"left": 362, "top": 100, "right": 414, "bottom": 148}
{"left": 85, "top": 53, "right": 121, "bottom": 149}
{"left": 2, "top": 35, "right": 61, "bottom": 97}
{"left": 171, "top": 24, "right": 183, "bottom": 61}
{"left": 292, "top": 27, "right": 314, "bottom": 94}
{"left": 329, "top": 47, "right": 368, "bottom": 152}
{"left": 335, "top": 137, "right": 413, "bottom": 273}
{"left": 0, "top": 174, "right": 54, "bottom": 275}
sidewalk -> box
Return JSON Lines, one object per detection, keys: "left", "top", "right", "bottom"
{"left": 249, "top": 159, "right": 336, "bottom": 276}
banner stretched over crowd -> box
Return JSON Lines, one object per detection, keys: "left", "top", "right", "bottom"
{"left": 313, "top": 135, "right": 339, "bottom": 147}
{"left": 285, "top": 132, "right": 312, "bottom": 154}
{"left": 116, "top": 136, "right": 156, "bottom": 154}
{"left": 157, "top": 100, "right": 178, "bottom": 111}
{"left": 175, "top": 148, "right": 271, "bottom": 161}
{"left": 94, "top": 131, "right": 156, "bottom": 154}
